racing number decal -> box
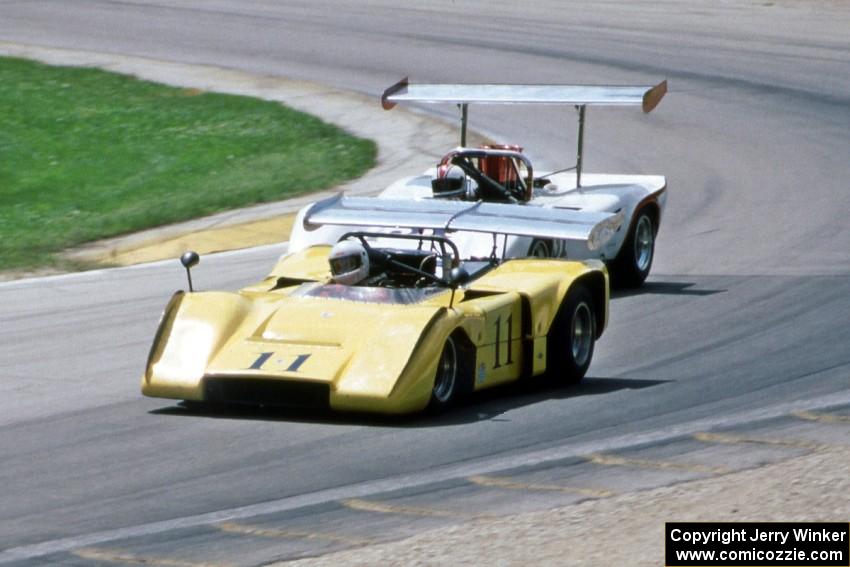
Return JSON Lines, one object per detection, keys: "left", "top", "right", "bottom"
{"left": 286, "top": 354, "right": 311, "bottom": 373}
{"left": 492, "top": 314, "right": 514, "bottom": 369}
{"left": 248, "top": 352, "right": 311, "bottom": 372}
{"left": 249, "top": 352, "right": 274, "bottom": 370}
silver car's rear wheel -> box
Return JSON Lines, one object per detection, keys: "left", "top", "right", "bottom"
{"left": 611, "top": 208, "right": 655, "bottom": 288}
{"left": 633, "top": 214, "right": 654, "bottom": 274}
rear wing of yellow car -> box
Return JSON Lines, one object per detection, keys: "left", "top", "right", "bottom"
{"left": 303, "top": 194, "right": 623, "bottom": 252}
{"left": 381, "top": 78, "right": 667, "bottom": 187}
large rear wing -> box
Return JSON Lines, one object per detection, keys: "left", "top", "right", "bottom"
{"left": 381, "top": 78, "right": 667, "bottom": 187}
{"left": 303, "top": 194, "right": 623, "bottom": 252}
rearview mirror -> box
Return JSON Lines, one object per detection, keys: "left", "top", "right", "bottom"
{"left": 180, "top": 250, "right": 200, "bottom": 291}
{"left": 449, "top": 266, "right": 470, "bottom": 287}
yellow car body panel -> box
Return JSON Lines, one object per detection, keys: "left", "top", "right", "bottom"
{"left": 142, "top": 247, "right": 608, "bottom": 414}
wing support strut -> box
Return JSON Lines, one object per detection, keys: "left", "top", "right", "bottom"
{"left": 381, "top": 78, "right": 667, "bottom": 190}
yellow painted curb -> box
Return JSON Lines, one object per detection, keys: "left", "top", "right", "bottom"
{"left": 217, "top": 522, "right": 376, "bottom": 546}
{"left": 792, "top": 410, "right": 850, "bottom": 424}
{"left": 100, "top": 214, "right": 297, "bottom": 266}
{"left": 341, "top": 498, "right": 490, "bottom": 520}
{"left": 585, "top": 453, "right": 730, "bottom": 475}
{"left": 468, "top": 474, "right": 615, "bottom": 498}
{"left": 693, "top": 431, "right": 824, "bottom": 450}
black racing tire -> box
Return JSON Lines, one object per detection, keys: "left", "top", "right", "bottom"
{"left": 528, "top": 238, "right": 552, "bottom": 258}
{"left": 547, "top": 284, "right": 596, "bottom": 384}
{"left": 611, "top": 208, "right": 655, "bottom": 288}
{"left": 428, "top": 335, "right": 460, "bottom": 412}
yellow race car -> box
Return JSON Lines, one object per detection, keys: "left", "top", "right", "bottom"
{"left": 142, "top": 199, "right": 612, "bottom": 414}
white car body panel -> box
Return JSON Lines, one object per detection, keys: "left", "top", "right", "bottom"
{"left": 289, "top": 171, "right": 666, "bottom": 263}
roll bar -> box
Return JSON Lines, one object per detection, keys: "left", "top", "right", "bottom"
{"left": 438, "top": 147, "right": 534, "bottom": 202}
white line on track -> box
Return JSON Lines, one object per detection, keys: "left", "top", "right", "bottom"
{"left": 0, "top": 243, "right": 287, "bottom": 289}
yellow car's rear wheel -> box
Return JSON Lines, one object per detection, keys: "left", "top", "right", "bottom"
{"left": 547, "top": 284, "right": 596, "bottom": 384}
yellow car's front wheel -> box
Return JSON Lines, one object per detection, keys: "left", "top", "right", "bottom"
{"left": 428, "top": 335, "right": 460, "bottom": 412}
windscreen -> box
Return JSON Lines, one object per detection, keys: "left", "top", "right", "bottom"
{"left": 291, "top": 283, "right": 445, "bottom": 305}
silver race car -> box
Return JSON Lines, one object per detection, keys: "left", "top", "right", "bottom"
{"left": 291, "top": 78, "right": 668, "bottom": 287}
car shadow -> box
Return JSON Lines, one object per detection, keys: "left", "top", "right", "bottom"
{"left": 148, "top": 376, "right": 668, "bottom": 427}
{"left": 438, "top": 376, "right": 669, "bottom": 425}
{"left": 612, "top": 280, "right": 726, "bottom": 299}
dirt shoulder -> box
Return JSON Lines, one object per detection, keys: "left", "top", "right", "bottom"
{"left": 276, "top": 446, "right": 850, "bottom": 566}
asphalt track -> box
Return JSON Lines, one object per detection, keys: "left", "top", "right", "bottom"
{"left": 1, "top": 2, "right": 849, "bottom": 565}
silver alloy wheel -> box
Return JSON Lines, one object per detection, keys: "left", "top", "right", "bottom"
{"left": 432, "top": 337, "right": 458, "bottom": 404}
{"left": 633, "top": 214, "right": 654, "bottom": 273}
{"left": 570, "top": 302, "right": 594, "bottom": 369}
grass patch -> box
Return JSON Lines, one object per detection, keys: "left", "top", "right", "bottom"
{"left": 0, "top": 57, "right": 377, "bottom": 270}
